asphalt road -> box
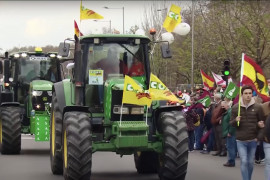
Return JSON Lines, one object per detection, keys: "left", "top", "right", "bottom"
{"left": 0, "top": 135, "right": 265, "bottom": 180}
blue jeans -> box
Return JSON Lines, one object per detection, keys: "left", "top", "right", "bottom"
{"left": 187, "top": 130, "right": 195, "bottom": 151}
{"left": 207, "top": 129, "right": 215, "bottom": 152}
{"left": 237, "top": 140, "right": 257, "bottom": 180}
{"left": 264, "top": 142, "right": 270, "bottom": 180}
{"left": 226, "top": 136, "right": 237, "bottom": 165}
{"left": 195, "top": 124, "right": 204, "bottom": 150}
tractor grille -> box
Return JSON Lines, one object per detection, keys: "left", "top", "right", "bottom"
{"left": 110, "top": 90, "right": 144, "bottom": 121}
{"left": 32, "top": 91, "right": 52, "bottom": 111}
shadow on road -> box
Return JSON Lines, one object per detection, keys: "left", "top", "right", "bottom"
{"left": 20, "top": 149, "right": 50, "bottom": 156}
{"left": 91, "top": 172, "right": 158, "bottom": 180}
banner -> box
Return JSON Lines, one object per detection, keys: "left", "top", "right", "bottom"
{"left": 74, "top": 20, "right": 83, "bottom": 37}
{"left": 162, "top": 4, "right": 181, "bottom": 32}
{"left": 211, "top": 71, "right": 226, "bottom": 86}
{"left": 200, "top": 69, "right": 214, "bottom": 90}
{"left": 80, "top": 1, "right": 104, "bottom": 20}
{"left": 122, "top": 75, "right": 152, "bottom": 106}
{"left": 242, "top": 54, "right": 269, "bottom": 102}
{"left": 224, "top": 82, "right": 239, "bottom": 99}
{"left": 149, "top": 73, "right": 184, "bottom": 103}
{"left": 197, "top": 95, "right": 211, "bottom": 108}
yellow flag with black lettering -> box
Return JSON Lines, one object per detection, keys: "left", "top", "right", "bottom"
{"left": 149, "top": 73, "right": 184, "bottom": 103}
{"left": 162, "top": 4, "right": 182, "bottom": 32}
{"left": 122, "top": 75, "right": 152, "bottom": 106}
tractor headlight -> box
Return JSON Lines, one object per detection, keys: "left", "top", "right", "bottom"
{"left": 130, "top": 107, "right": 144, "bottom": 114}
{"left": 32, "top": 90, "right": 43, "bottom": 96}
{"left": 47, "top": 91, "right": 52, "bottom": 96}
{"left": 113, "top": 105, "right": 129, "bottom": 114}
{"left": 50, "top": 54, "right": 56, "bottom": 58}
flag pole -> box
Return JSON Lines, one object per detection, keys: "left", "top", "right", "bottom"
{"left": 237, "top": 53, "right": 244, "bottom": 126}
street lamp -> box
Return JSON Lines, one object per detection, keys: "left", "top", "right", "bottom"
{"left": 94, "top": 19, "right": 112, "bottom": 33}
{"left": 157, "top": 8, "right": 168, "bottom": 84}
{"left": 104, "top": 6, "right": 124, "bottom": 34}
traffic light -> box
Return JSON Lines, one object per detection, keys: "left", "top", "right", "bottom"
{"left": 223, "top": 60, "right": 230, "bottom": 76}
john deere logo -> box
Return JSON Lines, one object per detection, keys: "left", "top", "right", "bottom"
{"left": 43, "top": 97, "right": 48, "bottom": 101}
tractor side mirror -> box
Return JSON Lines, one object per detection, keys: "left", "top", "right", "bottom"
{"left": 58, "top": 42, "right": 70, "bottom": 57}
{"left": 0, "top": 61, "right": 3, "bottom": 74}
{"left": 160, "top": 43, "right": 172, "bottom": 58}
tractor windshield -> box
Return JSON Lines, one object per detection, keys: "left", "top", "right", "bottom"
{"left": 12, "top": 56, "right": 59, "bottom": 83}
{"left": 86, "top": 43, "right": 145, "bottom": 85}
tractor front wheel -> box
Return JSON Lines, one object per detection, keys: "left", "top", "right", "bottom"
{"left": 50, "top": 93, "right": 63, "bottom": 174}
{"left": 63, "top": 111, "right": 92, "bottom": 180}
{"left": 158, "top": 111, "right": 188, "bottom": 180}
{"left": 0, "top": 106, "right": 21, "bottom": 154}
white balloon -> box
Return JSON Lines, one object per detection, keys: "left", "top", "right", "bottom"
{"left": 161, "top": 32, "right": 174, "bottom": 44}
{"left": 135, "top": 29, "right": 145, "bottom": 36}
{"left": 173, "top": 22, "right": 191, "bottom": 36}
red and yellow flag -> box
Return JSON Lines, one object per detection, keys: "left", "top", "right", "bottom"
{"left": 122, "top": 75, "right": 152, "bottom": 107}
{"left": 200, "top": 69, "right": 214, "bottom": 90}
{"left": 162, "top": 4, "right": 182, "bottom": 32}
{"left": 80, "top": 1, "right": 104, "bottom": 20}
{"left": 74, "top": 20, "right": 83, "bottom": 37}
{"left": 242, "top": 54, "right": 269, "bottom": 102}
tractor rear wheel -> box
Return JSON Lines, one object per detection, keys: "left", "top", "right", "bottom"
{"left": 50, "top": 93, "right": 63, "bottom": 174}
{"left": 134, "top": 151, "right": 159, "bottom": 173}
{"left": 63, "top": 111, "right": 92, "bottom": 180}
{"left": 158, "top": 111, "right": 188, "bottom": 180}
{"left": 0, "top": 106, "right": 21, "bottom": 154}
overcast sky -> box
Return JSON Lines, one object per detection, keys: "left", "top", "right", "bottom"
{"left": 0, "top": 1, "right": 187, "bottom": 52}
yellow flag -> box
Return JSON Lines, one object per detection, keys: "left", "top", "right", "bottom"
{"left": 149, "top": 73, "right": 184, "bottom": 103}
{"left": 122, "top": 75, "right": 152, "bottom": 107}
{"left": 80, "top": 1, "right": 104, "bottom": 20}
{"left": 162, "top": 4, "right": 181, "bottom": 32}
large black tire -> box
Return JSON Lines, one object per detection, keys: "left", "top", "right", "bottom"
{"left": 63, "top": 111, "right": 92, "bottom": 180}
{"left": 0, "top": 106, "right": 21, "bottom": 154}
{"left": 134, "top": 151, "right": 159, "bottom": 174}
{"left": 158, "top": 111, "right": 188, "bottom": 180}
{"left": 50, "top": 93, "right": 63, "bottom": 174}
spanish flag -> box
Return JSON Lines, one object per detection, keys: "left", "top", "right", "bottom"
{"left": 200, "top": 69, "right": 214, "bottom": 90}
{"left": 122, "top": 75, "right": 152, "bottom": 107}
{"left": 242, "top": 54, "right": 269, "bottom": 102}
{"left": 162, "top": 4, "right": 182, "bottom": 32}
{"left": 74, "top": 20, "right": 83, "bottom": 37}
{"left": 80, "top": 1, "right": 104, "bottom": 20}
{"left": 149, "top": 73, "right": 184, "bottom": 103}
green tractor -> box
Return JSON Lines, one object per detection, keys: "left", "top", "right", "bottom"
{"left": 0, "top": 48, "right": 63, "bottom": 154}
{"left": 50, "top": 34, "right": 188, "bottom": 179}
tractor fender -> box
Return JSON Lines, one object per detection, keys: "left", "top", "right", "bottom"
{"left": 0, "top": 102, "right": 20, "bottom": 107}
{"left": 53, "top": 81, "right": 66, "bottom": 113}
{"left": 63, "top": 106, "right": 90, "bottom": 114}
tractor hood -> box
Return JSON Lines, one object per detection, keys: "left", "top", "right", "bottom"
{"left": 31, "top": 80, "right": 53, "bottom": 91}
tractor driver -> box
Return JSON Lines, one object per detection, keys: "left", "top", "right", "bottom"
{"left": 127, "top": 52, "right": 144, "bottom": 76}
{"left": 25, "top": 62, "right": 39, "bottom": 82}
{"left": 94, "top": 46, "right": 127, "bottom": 80}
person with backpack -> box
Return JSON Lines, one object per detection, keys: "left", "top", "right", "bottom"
{"left": 183, "top": 107, "right": 197, "bottom": 152}
{"left": 201, "top": 103, "right": 215, "bottom": 154}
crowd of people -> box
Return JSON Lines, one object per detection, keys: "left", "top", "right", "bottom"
{"left": 170, "top": 85, "right": 270, "bottom": 180}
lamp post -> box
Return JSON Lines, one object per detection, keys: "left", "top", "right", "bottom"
{"left": 104, "top": 6, "right": 124, "bottom": 34}
{"left": 191, "top": 1, "right": 195, "bottom": 92}
{"left": 157, "top": 8, "right": 168, "bottom": 84}
{"left": 94, "top": 19, "right": 112, "bottom": 33}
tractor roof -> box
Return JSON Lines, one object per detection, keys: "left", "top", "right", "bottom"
{"left": 80, "top": 34, "right": 151, "bottom": 44}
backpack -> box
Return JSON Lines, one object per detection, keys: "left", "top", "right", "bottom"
{"left": 185, "top": 109, "right": 200, "bottom": 127}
